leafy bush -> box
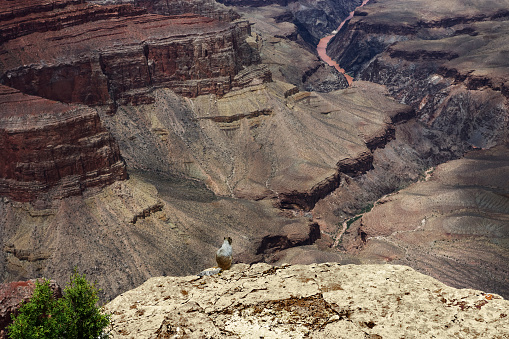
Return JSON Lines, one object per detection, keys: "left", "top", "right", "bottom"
{"left": 345, "top": 214, "right": 362, "bottom": 229}
{"left": 8, "top": 269, "right": 110, "bottom": 339}
{"left": 7, "top": 280, "right": 62, "bottom": 339}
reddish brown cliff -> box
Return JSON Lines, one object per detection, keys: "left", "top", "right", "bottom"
{"left": 0, "top": 1, "right": 146, "bottom": 44}
{"left": 0, "top": 0, "right": 263, "bottom": 110}
{"left": 0, "top": 85, "right": 127, "bottom": 202}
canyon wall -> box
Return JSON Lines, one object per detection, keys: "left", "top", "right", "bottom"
{"left": 0, "top": 0, "right": 263, "bottom": 110}
{"left": 0, "top": 85, "right": 127, "bottom": 202}
{"left": 328, "top": 0, "right": 509, "bottom": 138}
{"left": 216, "top": 0, "right": 363, "bottom": 48}
{"left": 215, "top": 0, "right": 296, "bottom": 7}
{"left": 319, "top": 0, "right": 509, "bottom": 217}
{"left": 310, "top": 0, "right": 509, "bottom": 299}
{"left": 133, "top": 0, "right": 240, "bottom": 22}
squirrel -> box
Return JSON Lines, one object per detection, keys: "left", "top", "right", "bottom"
{"left": 216, "top": 237, "right": 233, "bottom": 270}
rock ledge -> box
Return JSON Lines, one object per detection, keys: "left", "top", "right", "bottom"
{"left": 105, "top": 263, "right": 509, "bottom": 338}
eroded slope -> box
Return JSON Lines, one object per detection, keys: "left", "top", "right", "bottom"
{"left": 341, "top": 145, "right": 509, "bottom": 298}
{"left": 101, "top": 80, "right": 410, "bottom": 210}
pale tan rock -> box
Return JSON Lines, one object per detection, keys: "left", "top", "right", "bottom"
{"left": 105, "top": 263, "right": 509, "bottom": 338}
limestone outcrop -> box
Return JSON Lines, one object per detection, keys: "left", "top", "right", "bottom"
{"left": 0, "top": 85, "right": 127, "bottom": 202}
{"left": 105, "top": 263, "right": 509, "bottom": 338}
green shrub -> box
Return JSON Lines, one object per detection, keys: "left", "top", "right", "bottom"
{"left": 359, "top": 203, "right": 374, "bottom": 214}
{"left": 345, "top": 215, "right": 362, "bottom": 229}
{"left": 8, "top": 269, "right": 110, "bottom": 339}
{"left": 7, "top": 280, "right": 61, "bottom": 339}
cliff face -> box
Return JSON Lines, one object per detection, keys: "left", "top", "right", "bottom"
{"left": 0, "top": 85, "right": 127, "bottom": 202}
{"left": 215, "top": 0, "right": 295, "bottom": 7}
{"left": 0, "top": 0, "right": 262, "bottom": 110}
{"left": 319, "top": 0, "right": 509, "bottom": 229}
{"left": 307, "top": 0, "right": 509, "bottom": 299}
{"left": 232, "top": 4, "right": 350, "bottom": 93}
{"left": 328, "top": 0, "right": 509, "bottom": 79}
{"left": 0, "top": 1, "right": 145, "bottom": 44}
{"left": 133, "top": 0, "right": 241, "bottom": 22}
{"left": 105, "top": 263, "right": 509, "bottom": 338}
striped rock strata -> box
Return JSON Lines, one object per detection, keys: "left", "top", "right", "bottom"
{"left": 0, "top": 85, "right": 126, "bottom": 202}
{"left": 0, "top": 0, "right": 265, "bottom": 110}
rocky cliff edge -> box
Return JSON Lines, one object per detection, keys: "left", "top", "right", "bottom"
{"left": 105, "top": 263, "right": 509, "bottom": 338}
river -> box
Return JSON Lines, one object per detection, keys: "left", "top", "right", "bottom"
{"left": 316, "top": 0, "right": 370, "bottom": 85}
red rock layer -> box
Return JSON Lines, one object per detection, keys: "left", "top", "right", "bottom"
{"left": 215, "top": 0, "right": 296, "bottom": 7}
{"left": 0, "top": 0, "right": 146, "bottom": 44}
{"left": 0, "top": 85, "right": 127, "bottom": 202}
{"left": 0, "top": 1, "right": 259, "bottom": 108}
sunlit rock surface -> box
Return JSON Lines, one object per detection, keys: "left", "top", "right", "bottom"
{"left": 105, "top": 263, "right": 509, "bottom": 338}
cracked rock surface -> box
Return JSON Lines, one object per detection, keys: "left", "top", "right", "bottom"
{"left": 105, "top": 263, "right": 509, "bottom": 338}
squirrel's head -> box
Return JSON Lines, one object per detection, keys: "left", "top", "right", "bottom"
{"left": 224, "top": 236, "right": 232, "bottom": 245}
